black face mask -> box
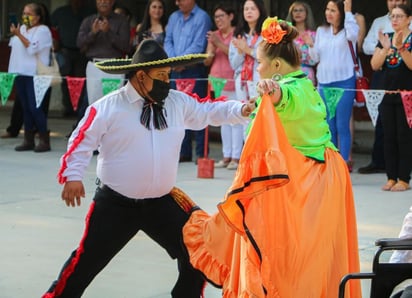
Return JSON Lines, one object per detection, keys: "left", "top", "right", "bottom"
{"left": 147, "top": 78, "right": 170, "bottom": 104}
{"left": 140, "top": 76, "right": 170, "bottom": 130}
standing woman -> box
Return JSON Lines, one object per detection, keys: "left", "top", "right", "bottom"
{"left": 286, "top": 1, "right": 317, "bottom": 85}
{"left": 371, "top": 4, "right": 412, "bottom": 191}
{"left": 229, "top": 0, "right": 267, "bottom": 140}
{"left": 133, "top": 0, "right": 167, "bottom": 48}
{"left": 309, "top": 0, "right": 359, "bottom": 170}
{"left": 8, "top": 2, "right": 53, "bottom": 152}
{"left": 204, "top": 4, "right": 240, "bottom": 170}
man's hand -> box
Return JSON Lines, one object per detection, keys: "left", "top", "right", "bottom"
{"left": 99, "top": 17, "right": 110, "bottom": 33}
{"left": 61, "top": 181, "right": 85, "bottom": 207}
{"left": 241, "top": 99, "right": 256, "bottom": 117}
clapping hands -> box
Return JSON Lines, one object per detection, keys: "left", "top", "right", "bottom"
{"left": 92, "top": 16, "right": 110, "bottom": 34}
{"left": 378, "top": 30, "right": 392, "bottom": 51}
{"left": 232, "top": 35, "right": 249, "bottom": 55}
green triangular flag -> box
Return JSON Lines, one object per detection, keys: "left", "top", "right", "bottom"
{"left": 0, "top": 72, "right": 18, "bottom": 105}
{"left": 209, "top": 76, "right": 227, "bottom": 98}
{"left": 323, "top": 87, "right": 344, "bottom": 120}
{"left": 101, "top": 78, "right": 122, "bottom": 96}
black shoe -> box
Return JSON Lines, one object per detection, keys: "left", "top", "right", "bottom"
{"left": 179, "top": 156, "right": 192, "bottom": 162}
{"left": 1, "top": 132, "right": 18, "bottom": 138}
{"left": 358, "top": 163, "right": 386, "bottom": 174}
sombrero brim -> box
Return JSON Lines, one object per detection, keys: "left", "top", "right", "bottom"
{"left": 95, "top": 54, "right": 209, "bottom": 74}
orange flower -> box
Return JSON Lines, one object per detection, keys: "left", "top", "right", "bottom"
{"left": 261, "top": 17, "right": 287, "bottom": 44}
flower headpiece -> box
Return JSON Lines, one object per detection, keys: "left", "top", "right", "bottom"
{"left": 261, "top": 17, "right": 288, "bottom": 44}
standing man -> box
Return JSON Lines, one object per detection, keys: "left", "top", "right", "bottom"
{"left": 41, "top": 39, "right": 255, "bottom": 298}
{"left": 359, "top": 0, "right": 411, "bottom": 174}
{"left": 75, "top": 0, "right": 130, "bottom": 125}
{"left": 164, "top": 0, "right": 212, "bottom": 163}
{"left": 51, "top": 0, "right": 94, "bottom": 117}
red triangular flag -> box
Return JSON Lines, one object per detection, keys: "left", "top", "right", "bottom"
{"left": 175, "top": 79, "right": 196, "bottom": 93}
{"left": 66, "top": 76, "right": 86, "bottom": 111}
{"left": 400, "top": 91, "right": 412, "bottom": 128}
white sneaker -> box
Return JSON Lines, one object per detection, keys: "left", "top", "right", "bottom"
{"left": 226, "top": 161, "right": 238, "bottom": 170}
{"left": 215, "top": 160, "right": 230, "bottom": 168}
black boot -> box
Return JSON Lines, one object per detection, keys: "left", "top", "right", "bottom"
{"left": 34, "top": 131, "right": 51, "bottom": 152}
{"left": 15, "top": 130, "right": 35, "bottom": 151}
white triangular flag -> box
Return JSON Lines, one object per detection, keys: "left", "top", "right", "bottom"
{"left": 33, "top": 75, "right": 52, "bottom": 108}
{"left": 362, "top": 90, "right": 385, "bottom": 126}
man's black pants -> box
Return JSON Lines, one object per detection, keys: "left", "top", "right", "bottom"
{"left": 44, "top": 185, "right": 205, "bottom": 297}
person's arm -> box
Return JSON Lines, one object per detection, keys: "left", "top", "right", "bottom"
{"left": 10, "top": 24, "right": 30, "bottom": 48}
{"left": 370, "top": 31, "right": 390, "bottom": 71}
{"left": 344, "top": 11, "right": 359, "bottom": 43}
{"left": 163, "top": 13, "right": 176, "bottom": 57}
{"left": 104, "top": 16, "right": 130, "bottom": 54}
{"left": 213, "top": 33, "right": 230, "bottom": 55}
{"left": 25, "top": 25, "right": 53, "bottom": 56}
{"left": 397, "top": 47, "right": 412, "bottom": 70}
{"left": 308, "top": 27, "right": 320, "bottom": 63}
{"left": 257, "top": 79, "right": 282, "bottom": 105}
{"left": 363, "top": 19, "right": 380, "bottom": 55}
{"left": 228, "top": 40, "right": 245, "bottom": 72}
{"left": 355, "top": 13, "right": 366, "bottom": 53}
{"left": 300, "top": 30, "right": 317, "bottom": 65}
{"left": 76, "top": 16, "right": 98, "bottom": 51}
{"left": 181, "top": 14, "right": 212, "bottom": 55}
{"left": 370, "top": 47, "right": 388, "bottom": 70}
{"left": 204, "top": 38, "right": 216, "bottom": 67}
{"left": 58, "top": 105, "right": 103, "bottom": 196}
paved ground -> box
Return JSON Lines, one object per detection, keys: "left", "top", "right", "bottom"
{"left": 0, "top": 104, "right": 411, "bottom": 298}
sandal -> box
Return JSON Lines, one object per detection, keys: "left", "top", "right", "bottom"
{"left": 382, "top": 179, "right": 397, "bottom": 191}
{"left": 215, "top": 159, "right": 230, "bottom": 168}
{"left": 390, "top": 180, "right": 411, "bottom": 192}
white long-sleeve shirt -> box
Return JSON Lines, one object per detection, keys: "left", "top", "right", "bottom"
{"left": 309, "top": 12, "right": 359, "bottom": 84}
{"left": 363, "top": 13, "right": 412, "bottom": 55}
{"left": 8, "top": 24, "right": 52, "bottom": 76}
{"left": 59, "top": 82, "right": 247, "bottom": 199}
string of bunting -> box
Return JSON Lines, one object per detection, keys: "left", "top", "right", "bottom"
{"left": 0, "top": 72, "right": 411, "bottom": 128}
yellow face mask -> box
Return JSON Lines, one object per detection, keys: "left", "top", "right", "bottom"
{"left": 22, "top": 15, "right": 34, "bottom": 27}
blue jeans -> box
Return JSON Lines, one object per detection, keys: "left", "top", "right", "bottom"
{"left": 171, "top": 65, "right": 208, "bottom": 159}
{"left": 15, "top": 75, "right": 48, "bottom": 132}
{"left": 319, "top": 75, "right": 356, "bottom": 161}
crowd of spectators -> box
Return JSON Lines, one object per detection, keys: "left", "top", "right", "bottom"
{"left": 1, "top": 0, "right": 411, "bottom": 190}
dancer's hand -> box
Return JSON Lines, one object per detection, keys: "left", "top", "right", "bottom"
{"left": 61, "top": 181, "right": 85, "bottom": 207}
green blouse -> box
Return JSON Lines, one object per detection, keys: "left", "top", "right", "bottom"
{"left": 249, "top": 70, "right": 337, "bottom": 162}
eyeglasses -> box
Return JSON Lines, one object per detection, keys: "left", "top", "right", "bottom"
{"left": 214, "top": 14, "right": 227, "bottom": 19}
{"left": 390, "top": 14, "right": 407, "bottom": 20}
{"left": 292, "top": 8, "right": 305, "bottom": 13}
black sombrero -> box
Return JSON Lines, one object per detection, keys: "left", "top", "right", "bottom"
{"left": 95, "top": 39, "right": 208, "bottom": 74}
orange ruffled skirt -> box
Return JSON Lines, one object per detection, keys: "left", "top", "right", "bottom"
{"left": 183, "top": 95, "right": 361, "bottom": 298}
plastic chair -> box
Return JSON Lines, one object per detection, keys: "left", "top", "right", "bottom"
{"left": 339, "top": 238, "right": 412, "bottom": 298}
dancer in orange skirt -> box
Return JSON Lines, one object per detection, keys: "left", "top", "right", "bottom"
{"left": 183, "top": 17, "right": 361, "bottom": 298}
